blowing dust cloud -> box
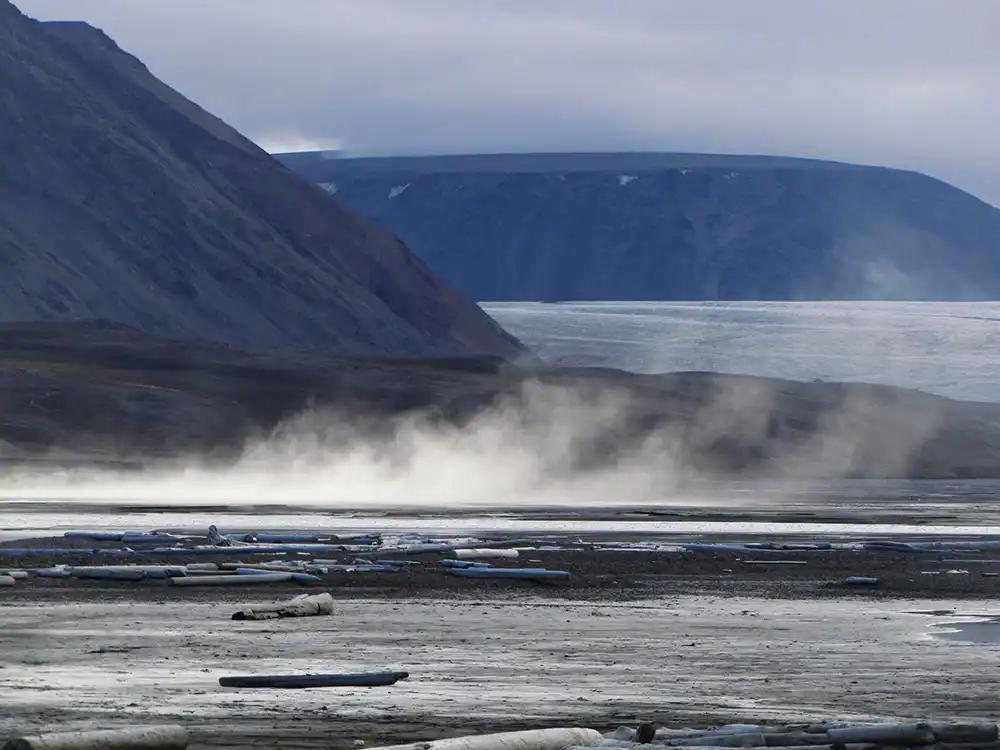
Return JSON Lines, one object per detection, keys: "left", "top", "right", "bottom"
{"left": 0, "top": 383, "right": 691, "bottom": 509}
{"left": 0, "top": 372, "right": 953, "bottom": 510}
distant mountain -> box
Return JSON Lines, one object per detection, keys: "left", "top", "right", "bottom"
{"left": 0, "top": 1, "right": 521, "bottom": 357}
{"left": 277, "top": 151, "right": 1000, "bottom": 301}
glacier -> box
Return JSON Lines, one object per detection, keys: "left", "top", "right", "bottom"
{"left": 485, "top": 301, "right": 1000, "bottom": 403}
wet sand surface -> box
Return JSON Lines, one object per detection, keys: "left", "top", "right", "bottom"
{"left": 5, "top": 543, "right": 1000, "bottom": 748}
{"left": 5, "top": 498, "right": 1000, "bottom": 748}
{"left": 2, "top": 593, "right": 998, "bottom": 749}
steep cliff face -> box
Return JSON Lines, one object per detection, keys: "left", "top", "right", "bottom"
{"left": 278, "top": 152, "right": 1000, "bottom": 301}
{"left": 0, "top": 2, "right": 521, "bottom": 357}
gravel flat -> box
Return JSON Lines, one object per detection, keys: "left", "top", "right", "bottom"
{"left": 4, "top": 532, "right": 1000, "bottom": 749}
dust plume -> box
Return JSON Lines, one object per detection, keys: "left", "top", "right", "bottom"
{"left": 0, "top": 381, "right": 673, "bottom": 508}
{"left": 0, "top": 372, "right": 963, "bottom": 509}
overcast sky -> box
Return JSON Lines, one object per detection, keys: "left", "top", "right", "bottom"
{"left": 15, "top": 0, "right": 1000, "bottom": 206}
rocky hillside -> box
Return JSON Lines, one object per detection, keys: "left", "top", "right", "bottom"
{"left": 0, "top": 1, "right": 521, "bottom": 357}
{"left": 277, "top": 152, "right": 1000, "bottom": 301}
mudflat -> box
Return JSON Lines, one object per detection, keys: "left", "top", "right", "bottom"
{"left": 1, "top": 592, "right": 995, "bottom": 749}
{"left": 3, "top": 537, "right": 1000, "bottom": 749}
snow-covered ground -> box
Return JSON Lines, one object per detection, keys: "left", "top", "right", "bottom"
{"left": 485, "top": 301, "right": 1000, "bottom": 402}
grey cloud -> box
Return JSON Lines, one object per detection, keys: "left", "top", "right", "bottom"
{"left": 14, "top": 0, "right": 1000, "bottom": 205}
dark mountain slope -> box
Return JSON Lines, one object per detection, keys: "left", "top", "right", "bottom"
{"left": 0, "top": 2, "right": 520, "bottom": 356}
{"left": 277, "top": 152, "right": 1000, "bottom": 301}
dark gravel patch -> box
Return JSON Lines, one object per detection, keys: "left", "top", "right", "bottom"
{"left": 3, "top": 537, "right": 998, "bottom": 602}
